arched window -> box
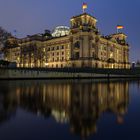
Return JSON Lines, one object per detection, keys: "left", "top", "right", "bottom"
{"left": 74, "top": 41, "right": 80, "bottom": 49}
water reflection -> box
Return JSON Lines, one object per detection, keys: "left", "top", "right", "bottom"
{"left": 0, "top": 80, "right": 130, "bottom": 138}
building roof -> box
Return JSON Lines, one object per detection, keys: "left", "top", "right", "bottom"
{"left": 105, "top": 33, "right": 127, "bottom": 38}
{"left": 71, "top": 12, "right": 97, "bottom": 21}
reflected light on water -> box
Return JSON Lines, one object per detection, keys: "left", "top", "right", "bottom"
{"left": 0, "top": 80, "right": 140, "bottom": 140}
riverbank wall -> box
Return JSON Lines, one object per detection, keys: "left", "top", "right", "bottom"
{"left": 0, "top": 68, "right": 140, "bottom": 80}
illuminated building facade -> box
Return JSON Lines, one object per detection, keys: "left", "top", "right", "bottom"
{"left": 4, "top": 12, "right": 130, "bottom": 69}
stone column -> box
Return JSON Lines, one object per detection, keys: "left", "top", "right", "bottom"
{"left": 69, "top": 36, "right": 73, "bottom": 60}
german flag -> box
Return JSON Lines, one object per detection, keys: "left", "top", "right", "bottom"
{"left": 82, "top": 2, "right": 87, "bottom": 10}
{"left": 117, "top": 25, "right": 124, "bottom": 29}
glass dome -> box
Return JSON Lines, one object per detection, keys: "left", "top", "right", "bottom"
{"left": 52, "top": 26, "right": 70, "bottom": 37}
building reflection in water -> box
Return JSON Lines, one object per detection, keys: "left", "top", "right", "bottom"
{"left": 0, "top": 80, "right": 130, "bottom": 138}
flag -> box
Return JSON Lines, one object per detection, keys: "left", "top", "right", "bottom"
{"left": 117, "top": 25, "right": 124, "bottom": 29}
{"left": 82, "top": 2, "right": 87, "bottom": 10}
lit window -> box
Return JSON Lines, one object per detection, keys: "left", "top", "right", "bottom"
{"left": 62, "top": 46, "right": 64, "bottom": 49}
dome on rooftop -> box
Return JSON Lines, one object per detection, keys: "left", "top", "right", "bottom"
{"left": 52, "top": 26, "right": 70, "bottom": 37}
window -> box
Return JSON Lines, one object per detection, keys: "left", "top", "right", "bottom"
{"left": 61, "top": 46, "right": 64, "bottom": 49}
{"left": 52, "top": 47, "right": 55, "bottom": 50}
{"left": 75, "top": 52, "right": 80, "bottom": 59}
{"left": 62, "top": 57, "right": 64, "bottom": 61}
{"left": 74, "top": 41, "right": 80, "bottom": 49}
{"left": 57, "top": 46, "right": 59, "bottom": 50}
{"left": 48, "top": 48, "right": 50, "bottom": 51}
{"left": 95, "top": 63, "right": 98, "bottom": 68}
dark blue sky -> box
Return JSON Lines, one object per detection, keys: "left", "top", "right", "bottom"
{"left": 0, "top": 0, "right": 140, "bottom": 61}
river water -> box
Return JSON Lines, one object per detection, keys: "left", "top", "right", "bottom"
{"left": 0, "top": 80, "right": 140, "bottom": 140}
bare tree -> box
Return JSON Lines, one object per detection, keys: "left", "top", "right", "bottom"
{"left": 0, "top": 27, "right": 12, "bottom": 46}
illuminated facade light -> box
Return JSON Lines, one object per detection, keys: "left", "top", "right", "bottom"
{"left": 4, "top": 11, "right": 130, "bottom": 69}
{"left": 52, "top": 26, "right": 70, "bottom": 37}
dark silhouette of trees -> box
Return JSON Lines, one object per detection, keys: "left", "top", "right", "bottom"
{"left": 0, "top": 26, "right": 12, "bottom": 46}
{"left": 0, "top": 60, "right": 9, "bottom": 67}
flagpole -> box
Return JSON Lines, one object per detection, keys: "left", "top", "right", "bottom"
{"left": 82, "top": 7, "right": 85, "bottom": 13}
{"left": 117, "top": 28, "right": 119, "bottom": 34}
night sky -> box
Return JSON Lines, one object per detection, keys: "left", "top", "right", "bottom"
{"left": 0, "top": 0, "right": 140, "bottom": 62}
